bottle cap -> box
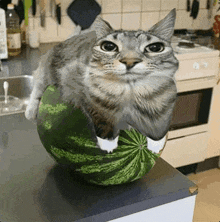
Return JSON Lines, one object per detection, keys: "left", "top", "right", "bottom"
{"left": 7, "top": 4, "right": 14, "bottom": 10}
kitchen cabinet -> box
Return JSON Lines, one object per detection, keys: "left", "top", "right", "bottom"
{"left": 161, "top": 132, "right": 208, "bottom": 168}
{"left": 207, "top": 81, "right": 220, "bottom": 158}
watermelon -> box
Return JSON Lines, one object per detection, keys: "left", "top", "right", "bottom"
{"left": 37, "top": 86, "right": 161, "bottom": 186}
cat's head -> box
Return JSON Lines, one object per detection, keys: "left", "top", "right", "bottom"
{"left": 88, "top": 9, "right": 178, "bottom": 81}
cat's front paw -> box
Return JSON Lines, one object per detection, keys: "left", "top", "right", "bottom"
{"left": 147, "top": 135, "right": 167, "bottom": 154}
{"left": 25, "top": 99, "right": 40, "bottom": 121}
{"left": 96, "top": 136, "right": 119, "bottom": 153}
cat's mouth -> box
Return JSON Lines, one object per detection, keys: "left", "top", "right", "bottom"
{"left": 117, "top": 71, "right": 148, "bottom": 81}
{"left": 120, "top": 70, "right": 152, "bottom": 76}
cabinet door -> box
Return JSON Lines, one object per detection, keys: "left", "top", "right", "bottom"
{"left": 161, "top": 132, "right": 208, "bottom": 168}
{"left": 207, "top": 83, "right": 220, "bottom": 158}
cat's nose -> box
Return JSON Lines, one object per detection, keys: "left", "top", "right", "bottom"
{"left": 119, "top": 58, "right": 143, "bottom": 70}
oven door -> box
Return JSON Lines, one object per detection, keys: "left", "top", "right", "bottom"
{"left": 169, "top": 88, "right": 213, "bottom": 131}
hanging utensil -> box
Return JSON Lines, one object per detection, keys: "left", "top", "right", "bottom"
{"left": 207, "top": 0, "right": 213, "bottom": 19}
{"left": 40, "top": 0, "right": 47, "bottom": 27}
{"left": 14, "top": 0, "right": 24, "bottom": 24}
{"left": 190, "top": 0, "right": 199, "bottom": 19}
{"left": 187, "top": 0, "right": 191, "bottom": 12}
{"left": 32, "top": 0, "right": 36, "bottom": 16}
{"left": 67, "top": 0, "right": 101, "bottom": 30}
{"left": 24, "top": 0, "right": 32, "bottom": 25}
{"left": 207, "top": 0, "right": 210, "bottom": 9}
{"left": 55, "top": 0, "right": 61, "bottom": 25}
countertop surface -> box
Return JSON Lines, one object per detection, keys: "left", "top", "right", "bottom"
{"left": 0, "top": 43, "right": 57, "bottom": 78}
{"left": 0, "top": 114, "right": 197, "bottom": 222}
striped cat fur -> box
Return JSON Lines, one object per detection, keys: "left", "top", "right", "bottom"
{"left": 25, "top": 9, "right": 179, "bottom": 153}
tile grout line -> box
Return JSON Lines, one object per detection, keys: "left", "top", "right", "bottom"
{"left": 140, "top": 0, "right": 143, "bottom": 29}
{"left": 121, "top": 0, "right": 123, "bottom": 29}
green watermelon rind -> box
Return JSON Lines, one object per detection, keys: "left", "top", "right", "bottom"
{"left": 37, "top": 86, "right": 160, "bottom": 186}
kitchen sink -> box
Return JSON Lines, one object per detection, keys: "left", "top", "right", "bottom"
{"left": 0, "top": 75, "right": 33, "bottom": 115}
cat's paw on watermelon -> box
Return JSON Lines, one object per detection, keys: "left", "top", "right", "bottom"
{"left": 147, "top": 136, "right": 167, "bottom": 154}
{"left": 96, "top": 136, "right": 119, "bottom": 153}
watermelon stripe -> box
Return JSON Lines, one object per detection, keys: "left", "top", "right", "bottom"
{"left": 131, "top": 162, "right": 152, "bottom": 182}
{"left": 80, "top": 148, "right": 138, "bottom": 174}
{"left": 124, "top": 129, "right": 139, "bottom": 144}
{"left": 131, "top": 129, "right": 143, "bottom": 144}
{"left": 96, "top": 150, "right": 142, "bottom": 185}
{"left": 119, "top": 136, "right": 138, "bottom": 146}
{"left": 81, "top": 150, "right": 139, "bottom": 184}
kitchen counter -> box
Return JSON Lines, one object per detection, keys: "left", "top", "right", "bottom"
{"left": 0, "top": 114, "right": 197, "bottom": 222}
{"left": 0, "top": 43, "right": 57, "bottom": 78}
{"left": 174, "top": 31, "right": 220, "bottom": 51}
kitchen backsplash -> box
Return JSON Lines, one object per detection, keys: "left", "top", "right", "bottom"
{"left": 28, "top": 0, "right": 216, "bottom": 43}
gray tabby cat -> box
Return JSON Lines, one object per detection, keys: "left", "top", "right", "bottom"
{"left": 25, "top": 9, "right": 179, "bottom": 153}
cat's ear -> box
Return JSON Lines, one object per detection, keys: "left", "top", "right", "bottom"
{"left": 148, "top": 9, "right": 176, "bottom": 41}
{"left": 89, "top": 16, "right": 114, "bottom": 39}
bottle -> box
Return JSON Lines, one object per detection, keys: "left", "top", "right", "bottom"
{"left": 6, "top": 3, "right": 21, "bottom": 56}
{"left": 0, "top": 7, "right": 8, "bottom": 59}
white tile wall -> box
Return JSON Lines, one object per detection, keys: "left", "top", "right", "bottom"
{"left": 141, "top": 12, "right": 160, "bottom": 30}
{"left": 102, "top": 0, "right": 121, "bottom": 13}
{"left": 161, "top": 0, "right": 178, "bottom": 11}
{"left": 27, "top": 0, "right": 215, "bottom": 43}
{"left": 122, "top": 0, "right": 142, "bottom": 13}
{"left": 142, "top": 0, "right": 161, "bottom": 11}
{"left": 122, "top": 12, "right": 141, "bottom": 30}
{"left": 102, "top": 13, "right": 122, "bottom": 29}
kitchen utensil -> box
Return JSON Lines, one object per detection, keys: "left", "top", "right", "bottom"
{"left": 32, "top": 0, "right": 36, "bottom": 16}
{"left": 50, "top": 0, "right": 61, "bottom": 25}
{"left": 24, "top": 0, "right": 32, "bottom": 25}
{"left": 14, "top": 0, "right": 24, "bottom": 24}
{"left": 67, "top": 0, "right": 101, "bottom": 30}
{"left": 55, "top": 0, "right": 61, "bottom": 25}
{"left": 190, "top": 0, "right": 199, "bottom": 19}
{"left": 40, "top": 0, "right": 46, "bottom": 27}
{"left": 207, "top": 0, "right": 213, "bottom": 19}
{"left": 207, "top": 0, "right": 210, "bottom": 9}
{"left": 187, "top": 0, "right": 191, "bottom": 12}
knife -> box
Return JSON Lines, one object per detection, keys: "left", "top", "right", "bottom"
{"left": 187, "top": 0, "right": 191, "bottom": 12}
{"left": 190, "top": 0, "right": 199, "bottom": 19}
{"left": 40, "top": 0, "right": 46, "bottom": 27}
{"left": 55, "top": 0, "right": 61, "bottom": 25}
{"left": 207, "top": 0, "right": 210, "bottom": 9}
{"left": 32, "top": 0, "right": 36, "bottom": 16}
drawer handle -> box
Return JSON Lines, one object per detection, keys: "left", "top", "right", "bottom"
{"left": 193, "top": 62, "right": 200, "bottom": 70}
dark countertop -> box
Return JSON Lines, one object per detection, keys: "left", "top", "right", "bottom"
{"left": 174, "top": 30, "right": 220, "bottom": 51}
{"left": 0, "top": 43, "right": 57, "bottom": 78}
{"left": 0, "top": 113, "right": 197, "bottom": 222}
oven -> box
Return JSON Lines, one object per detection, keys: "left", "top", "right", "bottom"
{"left": 161, "top": 37, "right": 219, "bottom": 168}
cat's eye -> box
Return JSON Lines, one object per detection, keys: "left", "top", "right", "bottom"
{"left": 144, "top": 43, "right": 165, "bottom": 53}
{"left": 101, "top": 41, "right": 118, "bottom": 52}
